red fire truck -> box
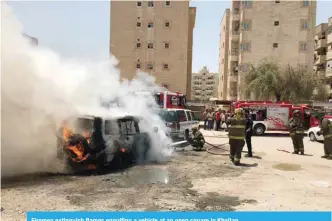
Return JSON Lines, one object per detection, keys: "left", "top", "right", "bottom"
{"left": 153, "top": 91, "right": 186, "bottom": 109}
{"left": 233, "top": 101, "right": 321, "bottom": 135}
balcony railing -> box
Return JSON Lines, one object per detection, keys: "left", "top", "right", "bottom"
{"left": 315, "top": 55, "right": 327, "bottom": 65}
{"left": 315, "top": 38, "right": 327, "bottom": 50}
{"left": 231, "top": 48, "right": 239, "bottom": 56}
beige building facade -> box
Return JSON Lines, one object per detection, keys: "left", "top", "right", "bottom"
{"left": 110, "top": 1, "right": 196, "bottom": 99}
{"left": 191, "top": 66, "right": 218, "bottom": 101}
{"left": 326, "top": 17, "right": 332, "bottom": 96}
{"left": 313, "top": 23, "right": 327, "bottom": 81}
{"left": 218, "top": 0, "right": 316, "bottom": 100}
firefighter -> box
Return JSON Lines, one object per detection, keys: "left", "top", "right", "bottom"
{"left": 317, "top": 118, "right": 332, "bottom": 159}
{"left": 227, "top": 108, "right": 246, "bottom": 166}
{"left": 189, "top": 125, "right": 205, "bottom": 151}
{"left": 288, "top": 110, "right": 305, "bottom": 155}
{"left": 244, "top": 109, "right": 254, "bottom": 157}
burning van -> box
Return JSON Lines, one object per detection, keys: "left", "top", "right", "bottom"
{"left": 56, "top": 114, "right": 152, "bottom": 173}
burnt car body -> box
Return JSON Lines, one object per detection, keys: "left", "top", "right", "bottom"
{"left": 56, "top": 115, "right": 152, "bottom": 173}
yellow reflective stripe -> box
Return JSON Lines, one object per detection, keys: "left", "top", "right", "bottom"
{"left": 295, "top": 131, "right": 304, "bottom": 134}
{"left": 229, "top": 135, "right": 245, "bottom": 139}
{"left": 230, "top": 125, "right": 245, "bottom": 129}
{"left": 290, "top": 132, "right": 295, "bottom": 136}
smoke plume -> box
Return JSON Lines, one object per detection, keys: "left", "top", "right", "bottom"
{"left": 1, "top": 2, "right": 173, "bottom": 178}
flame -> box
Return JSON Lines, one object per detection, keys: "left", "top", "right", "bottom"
{"left": 120, "top": 147, "right": 126, "bottom": 153}
{"left": 62, "top": 122, "right": 89, "bottom": 163}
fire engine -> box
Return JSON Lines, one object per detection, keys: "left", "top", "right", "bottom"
{"left": 233, "top": 101, "right": 321, "bottom": 135}
{"left": 153, "top": 91, "right": 186, "bottom": 109}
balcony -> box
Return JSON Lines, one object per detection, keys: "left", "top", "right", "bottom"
{"left": 328, "top": 33, "right": 332, "bottom": 45}
{"left": 231, "top": 30, "right": 240, "bottom": 41}
{"left": 327, "top": 51, "right": 332, "bottom": 61}
{"left": 315, "top": 55, "right": 326, "bottom": 65}
{"left": 232, "top": 12, "right": 240, "bottom": 21}
{"left": 326, "top": 69, "right": 332, "bottom": 78}
{"left": 230, "top": 48, "right": 239, "bottom": 61}
{"left": 315, "top": 38, "right": 327, "bottom": 50}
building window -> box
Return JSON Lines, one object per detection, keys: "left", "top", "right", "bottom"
{"left": 136, "top": 42, "right": 141, "bottom": 48}
{"left": 147, "top": 63, "right": 154, "bottom": 70}
{"left": 148, "top": 22, "right": 154, "bottom": 28}
{"left": 164, "top": 42, "right": 170, "bottom": 48}
{"left": 242, "top": 1, "right": 252, "bottom": 8}
{"left": 273, "top": 43, "right": 278, "bottom": 48}
{"left": 240, "top": 43, "right": 250, "bottom": 52}
{"left": 136, "top": 62, "right": 141, "bottom": 69}
{"left": 147, "top": 42, "right": 154, "bottom": 49}
{"left": 164, "top": 21, "right": 171, "bottom": 28}
{"left": 300, "top": 42, "right": 307, "bottom": 51}
{"left": 148, "top": 1, "right": 154, "bottom": 7}
{"left": 301, "top": 20, "right": 309, "bottom": 30}
{"left": 165, "top": 1, "right": 171, "bottom": 6}
{"left": 275, "top": 0, "right": 280, "bottom": 3}
{"left": 137, "top": 1, "right": 142, "bottom": 7}
{"left": 274, "top": 21, "right": 279, "bottom": 26}
{"left": 240, "top": 64, "right": 248, "bottom": 72}
{"left": 242, "top": 21, "right": 250, "bottom": 30}
{"left": 303, "top": 0, "right": 309, "bottom": 7}
{"left": 163, "top": 63, "right": 169, "bottom": 70}
{"left": 137, "top": 22, "right": 141, "bottom": 27}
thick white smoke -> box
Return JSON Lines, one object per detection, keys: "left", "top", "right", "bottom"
{"left": 1, "top": 2, "right": 173, "bottom": 177}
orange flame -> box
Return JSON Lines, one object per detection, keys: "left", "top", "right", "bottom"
{"left": 120, "top": 148, "right": 126, "bottom": 153}
{"left": 62, "top": 122, "right": 89, "bottom": 163}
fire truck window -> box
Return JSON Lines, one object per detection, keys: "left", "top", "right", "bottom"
{"left": 186, "top": 111, "right": 192, "bottom": 121}
{"left": 177, "top": 110, "right": 187, "bottom": 122}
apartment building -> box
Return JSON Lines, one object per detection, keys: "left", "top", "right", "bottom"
{"left": 218, "top": 0, "right": 316, "bottom": 100}
{"left": 313, "top": 23, "right": 327, "bottom": 81}
{"left": 218, "top": 9, "right": 230, "bottom": 100}
{"left": 327, "top": 17, "right": 332, "bottom": 96}
{"left": 191, "top": 66, "right": 219, "bottom": 101}
{"left": 110, "top": 1, "right": 196, "bottom": 99}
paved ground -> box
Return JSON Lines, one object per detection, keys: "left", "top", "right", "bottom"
{"left": 1, "top": 130, "right": 332, "bottom": 220}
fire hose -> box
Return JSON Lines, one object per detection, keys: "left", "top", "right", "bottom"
{"left": 202, "top": 133, "right": 230, "bottom": 155}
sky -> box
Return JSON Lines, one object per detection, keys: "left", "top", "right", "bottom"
{"left": 6, "top": 1, "right": 332, "bottom": 73}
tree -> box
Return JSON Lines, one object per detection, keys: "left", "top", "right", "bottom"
{"left": 245, "top": 60, "right": 320, "bottom": 102}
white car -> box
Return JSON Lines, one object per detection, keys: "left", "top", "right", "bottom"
{"left": 308, "top": 126, "right": 324, "bottom": 142}
{"left": 308, "top": 119, "right": 332, "bottom": 142}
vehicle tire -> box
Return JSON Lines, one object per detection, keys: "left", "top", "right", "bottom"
{"left": 185, "top": 129, "right": 190, "bottom": 141}
{"left": 254, "top": 124, "right": 266, "bottom": 136}
{"left": 309, "top": 132, "right": 316, "bottom": 142}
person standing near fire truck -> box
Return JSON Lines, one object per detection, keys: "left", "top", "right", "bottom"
{"left": 288, "top": 110, "right": 305, "bottom": 155}
{"left": 317, "top": 118, "right": 332, "bottom": 159}
{"left": 227, "top": 108, "right": 246, "bottom": 166}
{"left": 244, "top": 109, "right": 254, "bottom": 157}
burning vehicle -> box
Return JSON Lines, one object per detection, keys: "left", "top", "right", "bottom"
{"left": 56, "top": 114, "right": 152, "bottom": 173}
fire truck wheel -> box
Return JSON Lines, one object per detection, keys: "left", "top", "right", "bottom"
{"left": 254, "top": 124, "right": 266, "bottom": 136}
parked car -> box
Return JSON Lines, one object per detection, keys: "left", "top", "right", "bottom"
{"left": 308, "top": 119, "right": 332, "bottom": 142}
{"left": 157, "top": 108, "right": 200, "bottom": 142}
{"left": 56, "top": 114, "right": 152, "bottom": 173}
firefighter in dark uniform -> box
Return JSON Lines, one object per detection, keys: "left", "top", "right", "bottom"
{"left": 189, "top": 125, "right": 205, "bottom": 151}
{"left": 227, "top": 108, "right": 246, "bottom": 166}
{"left": 317, "top": 118, "right": 332, "bottom": 159}
{"left": 244, "top": 109, "right": 254, "bottom": 157}
{"left": 288, "top": 110, "right": 305, "bottom": 155}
